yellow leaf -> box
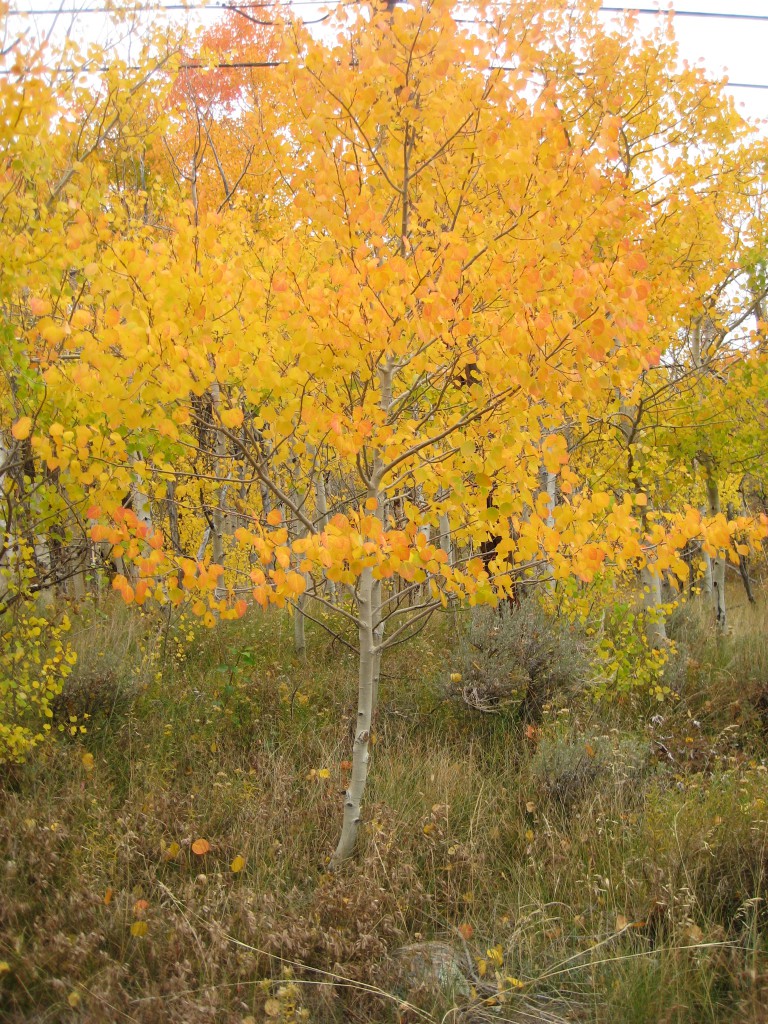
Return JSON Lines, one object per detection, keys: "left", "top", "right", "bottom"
{"left": 67, "top": 991, "right": 81, "bottom": 1008}
{"left": 317, "top": 768, "right": 330, "bottom": 779}
{"left": 0, "top": 961, "right": 10, "bottom": 973}
{"left": 11, "top": 417, "right": 32, "bottom": 441}
{"left": 81, "top": 752, "right": 94, "bottom": 771}
{"left": 487, "top": 945, "right": 504, "bottom": 967}
{"left": 130, "top": 921, "right": 148, "bottom": 937}
{"left": 231, "top": 855, "right": 246, "bottom": 873}
{"left": 220, "top": 407, "right": 244, "bottom": 429}
{"left": 164, "top": 841, "right": 181, "bottom": 861}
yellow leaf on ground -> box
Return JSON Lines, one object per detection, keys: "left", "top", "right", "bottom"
{"left": 231, "top": 855, "right": 246, "bottom": 873}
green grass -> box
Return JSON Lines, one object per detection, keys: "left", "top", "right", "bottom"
{"left": 1, "top": 592, "right": 768, "bottom": 1022}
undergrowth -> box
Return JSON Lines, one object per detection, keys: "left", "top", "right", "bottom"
{"left": 0, "top": 591, "right": 767, "bottom": 1022}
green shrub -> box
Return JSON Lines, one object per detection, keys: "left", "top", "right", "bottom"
{"left": 530, "top": 727, "right": 652, "bottom": 808}
{"left": 447, "top": 598, "right": 589, "bottom": 720}
{"left": 0, "top": 604, "right": 77, "bottom": 763}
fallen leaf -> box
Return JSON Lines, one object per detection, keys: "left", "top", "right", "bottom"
{"left": 67, "top": 991, "right": 81, "bottom": 1008}
{"left": 81, "top": 752, "right": 94, "bottom": 771}
{"left": 130, "top": 921, "right": 148, "bottom": 937}
{"left": 104, "top": 888, "right": 113, "bottom": 905}
{"left": 458, "top": 922, "right": 474, "bottom": 940}
{"left": 231, "top": 855, "right": 245, "bottom": 873}
{"left": 616, "top": 914, "right": 629, "bottom": 931}
{"left": 685, "top": 923, "right": 704, "bottom": 943}
{"left": 191, "top": 838, "right": 211, "bottom": 856}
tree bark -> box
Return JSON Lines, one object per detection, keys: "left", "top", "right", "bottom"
{"left": 641, "top": 565, "right": 667, "bottom": 648}
{"left": 705, "top": 472, "right": 727, "bottom": 630}
{"left": 329, "top": 563, "right": 376, "bottom": 869}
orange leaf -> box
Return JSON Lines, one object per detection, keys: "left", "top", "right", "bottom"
{"left": 11, "top": 417, "right": 32, "bottom": 441}
{"left": 191, "top": 838, "right": 211, "bottom": 856}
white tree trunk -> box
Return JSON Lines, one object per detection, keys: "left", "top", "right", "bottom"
{"left": 209, "top": 383, "right": 230, "bottom": 601}
{"left": 330, "top": 563, "right": 377, "bottom": 869}
{"left": 293, "top": 587, "right": 307, "bottom": 656}
{"left": 438, "top": 512, "right": 453, "bottom": 565}
{"left": 705, "top": 474, "right": 726, "bottom": 630}
{"left": 329, "top": 359, "right": 393, "bottom": 869}
{"left": 540, "top": 459, "right": 557, "bottom": 592}
{"left": 641, "top": 565, "right": 667, "bottom": 647}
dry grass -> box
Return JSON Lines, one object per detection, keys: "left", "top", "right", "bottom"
{"left": 1, "top": 592, "right": 767, "bottom": 1022}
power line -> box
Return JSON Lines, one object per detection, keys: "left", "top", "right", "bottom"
{"left": 4, "top": 1, "right": 338, "bottom": 12}
{"left": 3, "top": 58, "right": 768, "bottom": 90}
{"left": 600, "top": 6, "right": 768, "bottom": 23}
{"left": 3, "top": 3, "right": 768, "bottom": 90}
{"left": 8, "top": 3, "right": 768, "bottom": 19}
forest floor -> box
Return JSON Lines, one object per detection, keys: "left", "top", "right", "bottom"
{"left": 1, "top": 589, "right": 768, "bottom": 1023}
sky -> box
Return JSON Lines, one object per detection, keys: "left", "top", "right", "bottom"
{"left": 5, "top": 1, "right": 768, "bottom": 127}
{"left": 596, "top": 1, "right": 768, "bottom": 127}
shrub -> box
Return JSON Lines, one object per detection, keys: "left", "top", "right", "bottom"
{"left": 447, "top": 598, "right": 589, "bottom": 720}
{"left": 530, "top": 727, "right": 652, "bottom": 808}
{"left": 0, "top": 604, "right": 77, "bottom": 763}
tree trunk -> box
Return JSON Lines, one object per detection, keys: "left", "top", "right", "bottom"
{"left": 209, "top": 383, "right": 229, "bottom": 601}
{"left": 539, "top": 458, "right": 557, "bottom": 593}
{"left": 329, "top": 564, "right": 376, "bottom": 870}
{"left": 293, "top": 588, "right": 307, "bottom": 657}
{"left": 641, "top": 565, "right": 667, "bottom": 648}
{"left": 705, "top": 473, "right": 726, "bottom": 630}
{"left": 329, "top": 360, "right": 393, "bottom": 869}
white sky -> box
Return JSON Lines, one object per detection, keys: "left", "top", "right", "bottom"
{"left": 5, "top": 1, "right": 768, "bottom": 128}
{"left": 597, "top": 1, "right": 768, "bottom": 128}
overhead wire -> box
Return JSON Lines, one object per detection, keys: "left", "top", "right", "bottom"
{"left": 2, "top": 2, "right": 768, "bottom": 90}
{"left": 6, "top": 2, "right": 768, "bottom": 20}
